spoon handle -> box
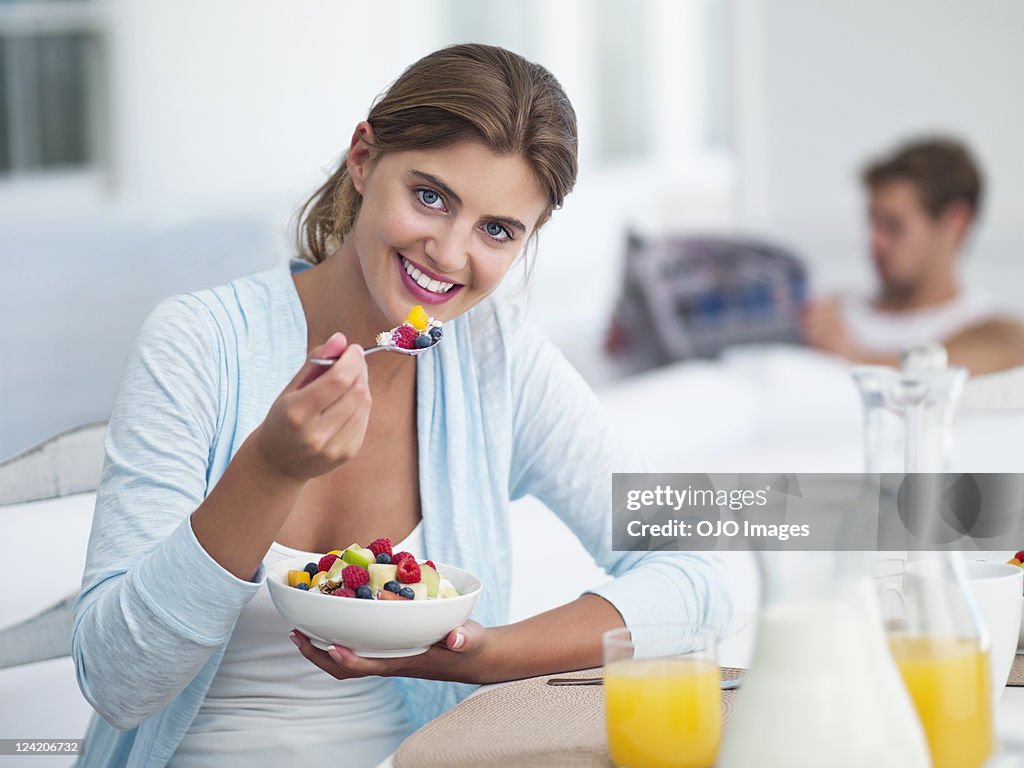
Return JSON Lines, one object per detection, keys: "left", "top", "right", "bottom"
{"left": 309, "top": 346, "right": 386, "bottom": 366}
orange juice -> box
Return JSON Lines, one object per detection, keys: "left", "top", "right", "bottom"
{"left": 889, "top": 634, "right": 995, "bottom": 768}
{"left": 604, "top": 657, "right": 721, "bottom": 768}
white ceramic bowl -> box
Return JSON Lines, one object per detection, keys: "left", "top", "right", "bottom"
{"left": 1019, "top": 593, "right": 1024, "bottom": 652}
{"left": 266, "top": 556, "right": 482, "bottom": 658}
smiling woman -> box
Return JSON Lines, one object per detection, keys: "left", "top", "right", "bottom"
{"left": 70, "top": 43, "right": 731, "bottom": 768}
{"left": 296, "top": 44, "right": 577, "bottom": 267}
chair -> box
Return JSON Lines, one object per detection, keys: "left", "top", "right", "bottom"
{"left": 0, "top": 422, "right": 105, "bottom": 669}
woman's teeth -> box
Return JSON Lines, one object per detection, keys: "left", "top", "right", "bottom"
{"left": 402, "top": 257, "right": 455, "bottom": 294}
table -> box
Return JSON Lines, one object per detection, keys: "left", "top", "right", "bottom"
{"left": 375, "top": 639, "right": 1024, "bottom": 768}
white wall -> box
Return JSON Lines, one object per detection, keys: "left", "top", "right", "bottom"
{"left": 103, "top": 1, "right": 444, "bottom": 233}
{"left": 733, "top": 0, "right": 1024, "bottom": 303}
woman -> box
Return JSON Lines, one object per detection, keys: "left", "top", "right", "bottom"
{"left": 73, "top": 44, "right": 730, "bottom": 767}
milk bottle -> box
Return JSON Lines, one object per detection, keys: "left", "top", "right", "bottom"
{"left": 718, "top": 551, "right": 930, "bottom": 768}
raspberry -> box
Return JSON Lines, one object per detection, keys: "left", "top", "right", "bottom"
{"left": 318, "top": 553, "right": 340, "bottom": 573}
{"left": 392, "top": 551, "right": 415, "bottom": 564}
{"left": 368, "top": 537, "right": 393, "bottom": 558}
{"left": 423, "top": 560, "right": 437, "bottom": 571}
{"left": 396, "top": 558, "right": 421, "bottom": 584}
{"left": 331, "top": 587, "right": 356, "bottom": 598}
{"left": 391, "top": 325, "right": 418, "bottom": 349}
{"left": 342, "top": 565, "right": 369, "bottom": 590}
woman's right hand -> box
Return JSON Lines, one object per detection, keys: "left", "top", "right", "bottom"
{"left": 254, "top": 332, "right": 371, "bottom": 480}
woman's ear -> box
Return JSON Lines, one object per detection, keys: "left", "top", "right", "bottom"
{"left": 347, "top": 121, "right": 377, "bottom": 194}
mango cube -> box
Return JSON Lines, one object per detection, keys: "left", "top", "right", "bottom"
{"left": 406, "top": 305, "right": 429, "bottom": 332}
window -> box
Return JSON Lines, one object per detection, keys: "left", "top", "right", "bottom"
{"left": 436, "top": 0, "right": 732, "bottom": 181}
{"left": 0, "top": 0, "right": 106, "bottom": 176}
{"left": 592, "top": 0, "right": 653, "bottom": 161}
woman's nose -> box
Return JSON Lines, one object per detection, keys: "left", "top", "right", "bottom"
{"left": 424, "top": 229, "right": 470, "bottom": 275}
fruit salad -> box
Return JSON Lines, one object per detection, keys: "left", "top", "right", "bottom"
{"left": 376, "top": 305, "right": 443, "bottom": 350}
{"left": 287, "top": 537, "right": 460, "bottom": 601}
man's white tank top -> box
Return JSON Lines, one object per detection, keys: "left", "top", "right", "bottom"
{"left": 842, "top": 291, "right": 991, "bottom": 354}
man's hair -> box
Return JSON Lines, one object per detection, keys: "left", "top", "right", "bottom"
{"left": 862, "top": 137, "right": 983, "bottom": 219}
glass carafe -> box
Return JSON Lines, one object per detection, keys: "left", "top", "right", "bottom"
{"left": 718, "top": 550, "right": 930, "bottom": 768}
{"left": 853, "top": 344, "right": 995, "bottom": 768}
{"left": 851, "top": 344, "right": 967, "bottom": 473}
{"left": 879, "top": 550, "right": 996, "bottom": 768}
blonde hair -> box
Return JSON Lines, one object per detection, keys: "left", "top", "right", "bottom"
{"left": 296, "top": 43, "right": 578, "bottom": 264}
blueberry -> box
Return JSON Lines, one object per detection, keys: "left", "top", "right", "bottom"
{"left": 355, "top": 585, "right": 373, "bottom": 599}
{"left": 304, "top": 562, "right": 319, "bottom": 578}
{"left": 383, "top": 580, "right": 401, "bottom": 594}
{"left": 376, "top": 552, "right": 391, "bottom": 564}
{"left": 414, "top": 333, "right": 433, "bottom": 349}
{"left": 429, "top": 326, "right": 443, "bottom": 342}
{"left": 295, "top": 583, "right": 310, "bottom": 591}
{"left": 398, "top": 587, "right": 415, "bottom": 600}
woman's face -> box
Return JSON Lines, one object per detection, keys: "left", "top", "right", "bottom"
{"left": 346, "top": 133, "right": 549, "bottom": 326}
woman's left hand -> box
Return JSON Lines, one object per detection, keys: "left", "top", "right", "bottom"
{"left": 289, "top": 621, "right": 490, "bottom": 684}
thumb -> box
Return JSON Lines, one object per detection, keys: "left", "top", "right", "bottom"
{"left": 445, "top": 621, "right": 484, "bottom": 653}
{"left": 288, "top": 332, "right": 348, "bottom": 391}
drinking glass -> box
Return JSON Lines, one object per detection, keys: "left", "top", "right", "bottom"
{"left": 603, "top": 623, "right": 720, "bottom": 768}
{"left": 877, "top": 553, "right": 997, "bottom": 768}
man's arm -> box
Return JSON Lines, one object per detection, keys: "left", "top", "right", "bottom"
{"left": 944, "top": 317, "right": 1024, "bottom": 375}
{"left": 802, "top": 296, "right": 1024, "bottom": 374}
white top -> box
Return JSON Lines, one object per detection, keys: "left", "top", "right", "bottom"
{"left": 842, "top": 291, "right": 991, "bottom": 354}
{"left": 169, "top": 522, "right": 425, "bottom": 768}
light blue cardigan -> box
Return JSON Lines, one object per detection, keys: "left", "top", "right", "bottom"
{"left": 72, "top": 261, "right": 731, "bottom": 767}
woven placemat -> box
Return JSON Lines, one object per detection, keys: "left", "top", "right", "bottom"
{"left": 1010, "top": 653, "right": 1024, "bottom": 687}
{"left": 394, "top": 667, "right": 744, "bottom": 768}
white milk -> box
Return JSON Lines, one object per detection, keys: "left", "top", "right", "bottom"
{"left": 718, "top": 598, "right": 930, "bottom": 767}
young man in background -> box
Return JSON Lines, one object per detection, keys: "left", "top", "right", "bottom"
{"left": 801, "top": 137, "right": 1024, "bottom": 374}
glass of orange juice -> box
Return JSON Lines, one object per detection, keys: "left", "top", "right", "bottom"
{"left": 603, "top": 623, "right": 721, "bottom": 768}
{"left": 888, "top": 633, "right": 995, "bottom": 768}
{"left": 877, "top": 555, "right": 996, "bottom": 768}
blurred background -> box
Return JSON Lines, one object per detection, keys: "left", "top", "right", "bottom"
{"left": 1, "top": 0, "right": 1022, "bottom": 460}
{"left": 2, "top": 0, "right": 1024, "bottom": 755}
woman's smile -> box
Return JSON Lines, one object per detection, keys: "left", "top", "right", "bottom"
{"left": 396, "top": 253, "right": 464, "bottom": 305}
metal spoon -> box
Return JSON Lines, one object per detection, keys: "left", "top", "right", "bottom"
{"left": 309, "top": 338, "right": 440, "bottom": 366}
{"left": 546, "top": 676, "right": 742, "bottom": 690}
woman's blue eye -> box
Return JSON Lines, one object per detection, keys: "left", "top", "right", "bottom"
{"left": 417, "top": 189, "right": 443, "bottom": 209}
{"left": 484, "top": 222, "right": 510, "bottom": 241}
